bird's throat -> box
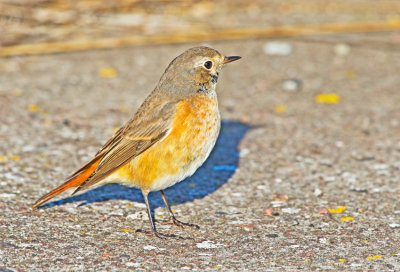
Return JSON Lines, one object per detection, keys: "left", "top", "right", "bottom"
{"left": 197, "top": 73, "right": 218, "bottom": 93}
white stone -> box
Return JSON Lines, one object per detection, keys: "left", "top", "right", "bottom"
{"left": 126, "top": 211, "right": 147, "bottom": 221}
{"left": 335, "top": 141, "right": 344, "bottom": 148}
{"left": 281, "top": 208, "right": 301, "bottom": 214}
{"left": 143, "top": 245, "right": 157, "bottom": 251}
{"left": 314, "top": 188, "right": 323, "bottom": 197}
{"left": 196, "top": 240, "right": 223, "bottom": 249}
{"left": 22, "top": 145, "right": 35, "bottom": 152}
{"left": 126, "top": 262, "right": 141, "bottom": 267}
{"left": 323, "top": 176, "right": 336, "bottom": 182}
{"left": 274, "top": 178, "right": 282, "bottom": 183}
{"left": 371, "top": 164, "right": 389, "bottom": 170}
{"left": 263, "top": 42, "right": 292, "bottom": 55}
{"left": 0, "top": 193, "right": 16, "bottom": 198}
{"left": 282, "top": 79, "right": 301, "bottom": 92}
{"left": 239, "top": 148, "right": 250, "bottom": 157}
{"left": 334, "top": 43, "right": 350, "bottom": 56}
{"left": 271, "top": 201, "right": 286, "bottom": 207}
{"left": 133, "top": 202, "right": 147, "bottom": 209}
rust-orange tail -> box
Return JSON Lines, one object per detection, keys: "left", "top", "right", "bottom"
{"left": 32, "top": 157, "right": 102, "bottom": 209}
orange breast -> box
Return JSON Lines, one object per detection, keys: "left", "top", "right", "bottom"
{"left": 115, "top": 95, "right": 220, "bottom": 192}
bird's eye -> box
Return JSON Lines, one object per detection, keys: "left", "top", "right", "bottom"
{"left": 203, "top": 61, "right": 213, "bottom": 69}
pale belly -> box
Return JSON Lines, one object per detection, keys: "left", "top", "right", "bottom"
{"left": 104, "top": 95, "right": 221, "bottom": 192}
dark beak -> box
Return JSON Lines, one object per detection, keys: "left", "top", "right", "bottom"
{"left": 223, "top": 56, "right": 241, "bottom": 64}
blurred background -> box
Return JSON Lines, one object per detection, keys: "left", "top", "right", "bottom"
{"left": 1, "top": 0, "right": 400, "bottom": 54}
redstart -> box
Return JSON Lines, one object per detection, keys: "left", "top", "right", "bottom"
{"left": 33, "top": 46, "right": 241, "bottom": 238}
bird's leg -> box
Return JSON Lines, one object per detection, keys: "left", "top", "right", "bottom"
{"left": 142, "top": 191, "right": 166, "bottom": 239}
{"left": 160, "top": 190, "right": 200, "bottom": 229}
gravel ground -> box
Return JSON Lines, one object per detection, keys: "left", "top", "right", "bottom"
{"left": 1, "top": 34, "right": 400, "bottom": 271}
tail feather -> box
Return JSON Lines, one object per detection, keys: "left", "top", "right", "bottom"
{"left": 32, "top": 157, "right": 102, "bottom": 209}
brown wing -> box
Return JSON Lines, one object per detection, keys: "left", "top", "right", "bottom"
{"left": 73, "top": 100, "right": 178, "bottom": 193}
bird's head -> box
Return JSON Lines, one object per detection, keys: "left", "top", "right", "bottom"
{"left": 159, "top": 46, "right": 241, "bottom": 96}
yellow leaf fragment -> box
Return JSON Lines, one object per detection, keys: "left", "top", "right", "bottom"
{"left": 121, "top": 228, "right": 133, "bottom": 232}
{"left": 341, "top": 216, "right": 354, "bottom": 221}
{"left": 99, "top": 67, "right": 117, "bottom": 78}
{"left": 339, "top": 259, "right": 345, "bottom": 263}
{"left": 0, "top": 156, "right": 7, "bottom": 162}
{"left": 328, "top": 206, "right": 346, "bottom": 213}
{"left": 315, "top": 93, "right": 340, "bottom": 104}
{"left": 274, "top": 105, "right": 287, "bottom": 113}
{"left": 346, "top": 70, "right": 355, "bottom": 79}
{"left": 367, "top": 255, "right": 382, "bottom": 259}
{"left": 28, "top": 104, "right": 39, "bottom": 112}
{"left": 10, "top": 155, "right": 20, "bottom": 161}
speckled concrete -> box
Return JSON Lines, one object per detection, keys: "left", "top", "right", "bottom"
{"left": 1, "top": 34, "right": 400, "bottom": 271}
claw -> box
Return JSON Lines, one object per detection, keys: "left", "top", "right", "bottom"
{"left": 171, "top": 217, "right": 200, "bottom": 229}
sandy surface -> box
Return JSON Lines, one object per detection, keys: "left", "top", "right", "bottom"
{"left": 1, "top": 33, "right": 400, "bottom": 271}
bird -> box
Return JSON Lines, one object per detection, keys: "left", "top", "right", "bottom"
{"left": 32, "top": 46, "right": 241, "bottom": 238}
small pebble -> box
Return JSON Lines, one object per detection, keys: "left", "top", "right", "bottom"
{"left": 334, "top": 43, "right": 351, "bottom": 56}
{"left": 109, "top": 211, "right": 124, "bottom": 216}
{"left": 281, "top": 208, "right": 300, "bottom": 214}
{"left": 314, "top": 188, "right": 323, "bottom": 197}
{"left": 335, "top": 141, "right": 344, "bottom": 148}
{"left": 239, "top": 148, "right": 250, "bottom": 157}
{"left": 22, "top": 145, "right": 35, "bottom": 152}
{"left": 126, "top": 211, "right": 147, "bottom": 221}
{"left": 282, "top": 79, "right": 302, "bottom": 92}
{"left": 318, "top": 237, "right": 328, "bottom": 244}
{"left": 126, "top": 262, "right": 141, "bottom": 268}
{"left": 143, "top": 245, "right": 157, "bottom": 251}
{"left": 263, "top": 208, "right": 273, "bottom": 216}
{"left": 263, "top": 42, "right": 292, "bottom": 56}
{"left": 371, "top": 164, "right": 389, "bottom": 170}
{"left": 196, "top": 241, "right": 222, "bottom": 249}
{"left": 0, "top": 193, "right": 16, "bottom": 198}
{"left": 319, "top": 207, "right": 333, "bottom": 219}
{"left": 132, "top": 202, "right": 147, "bottom": 209}
{"left": 323, "top": 176, "right": 336, "bottom": 182}
{"left": 271, "top": 201, "right": 287, "bottom": 208}
{"left": 63, "top": 206, "right": 77, "bottom": 214}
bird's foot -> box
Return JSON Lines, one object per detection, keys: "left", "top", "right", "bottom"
{"left": 170, "top": 216, "right": 200, "bottom": 229}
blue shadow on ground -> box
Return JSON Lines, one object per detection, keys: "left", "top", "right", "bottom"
{"left": 40, "top": 120, "right": 252, "bottom": 210}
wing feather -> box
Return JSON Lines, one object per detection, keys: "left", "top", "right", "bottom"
{"left": 73, "top": 100, "right": 177, "bottom": 193}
